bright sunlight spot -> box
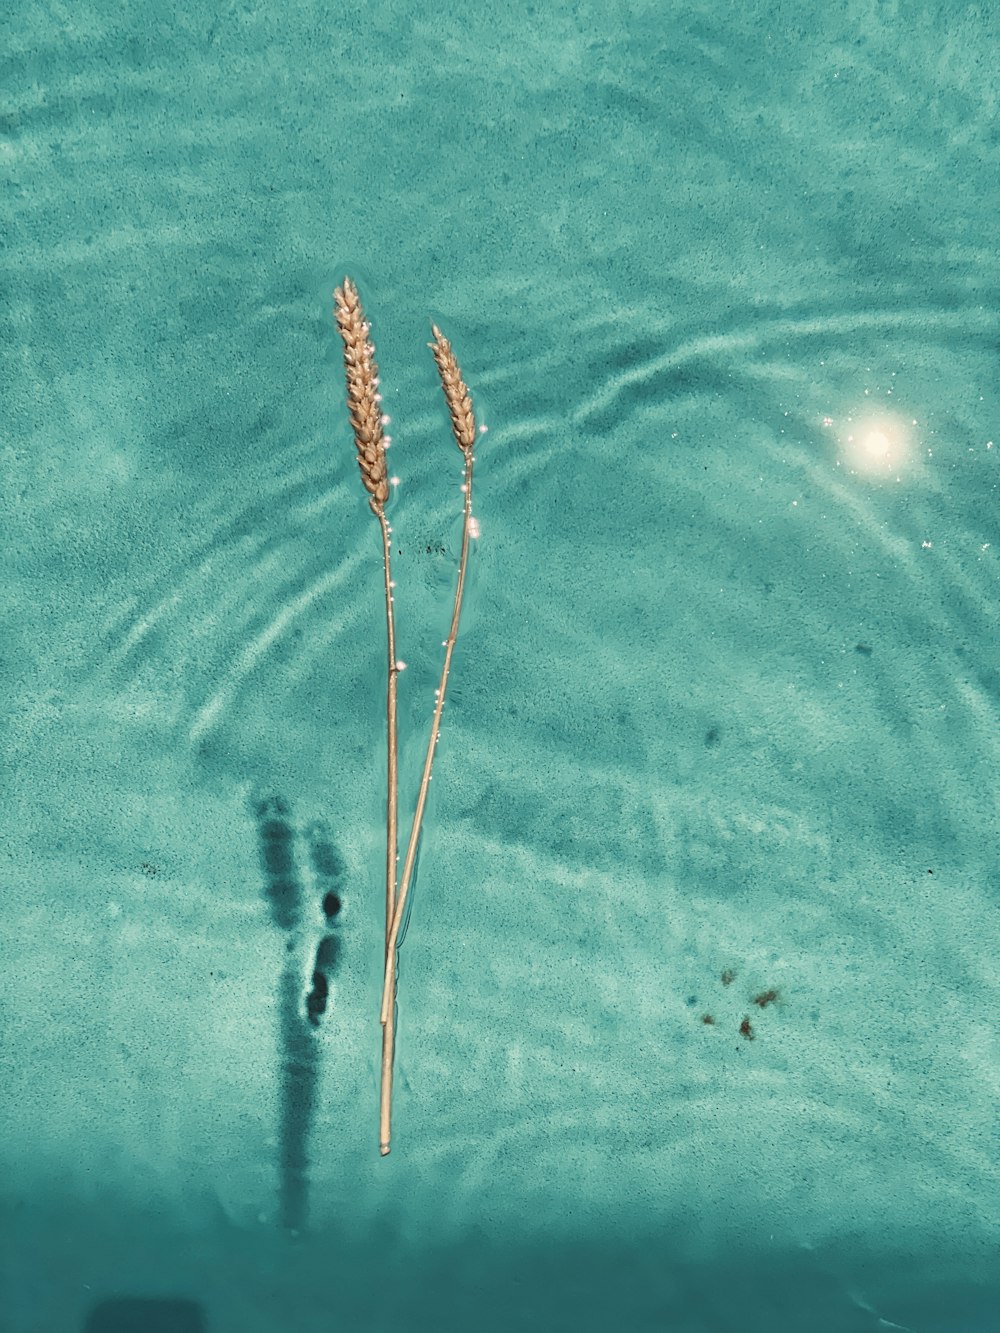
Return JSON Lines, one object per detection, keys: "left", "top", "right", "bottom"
{"left": 837, "top": 411, "right": 912, "bottom": 476}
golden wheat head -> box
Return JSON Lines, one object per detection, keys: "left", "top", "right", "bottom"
{"left": 430, "top": 325, "right": 476, "bottom": 453}
{"left": 334, "top": 277, "right": 390, "bottom": 509}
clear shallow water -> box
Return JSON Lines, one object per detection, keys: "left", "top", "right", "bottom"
{"left": 2, "top": 3, "right": 998, "bottom": 1330}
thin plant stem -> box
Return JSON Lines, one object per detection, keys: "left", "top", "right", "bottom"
{"left": 380, "top": 441, "right": 475, "bottom": 1027}
{"left": 334, "top": 288, "right": 479, "bottom": 1154}
{"left": 376, "top": 508, "right": 399, "bottom": 1156}
{"left": 332, "top": 277, "right": 400, "bottom": 1155}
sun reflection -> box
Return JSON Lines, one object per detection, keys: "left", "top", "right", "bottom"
{"left": 831, "top": 411, "right": 912, "bottom": 476}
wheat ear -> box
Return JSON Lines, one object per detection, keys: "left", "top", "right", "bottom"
{"left": 379, "top": 325, "right": 478, "bottom": 1032}
{"left": 333, "top": 277, "right": 399, "bottom": 1156}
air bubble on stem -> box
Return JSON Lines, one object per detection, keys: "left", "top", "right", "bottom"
{"left": 396, "top": 661, "right": 407, "bottom": 671}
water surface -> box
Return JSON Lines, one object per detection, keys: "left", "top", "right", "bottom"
{"left": 1, "top": 2, "right": 997, "bottom": 1329}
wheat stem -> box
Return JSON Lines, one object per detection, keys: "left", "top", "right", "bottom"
{"left": 376, "top": 509, "right": 398, "bottom": 1156}
{"left": 333, "top": 278, "right": 398, "bottom": 1155}
{"left": 333, "top": 288, "right": 480, "bottom": 1154}
{"left": 379, "top": 326, "right": 477, "bottom": 1029}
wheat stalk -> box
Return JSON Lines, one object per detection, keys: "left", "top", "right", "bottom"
{"left": 429, "top": 324, "right": 477, "bottom": 451}
{"left": 334, "top": 278, "right": 391, "bottom": 510}
{"left": 333, "top": 277, "right": 399, "bottom": 1156}
{"left": 379, "top": 325, "right": 478, "bottom": 1034}
{"left": 334, "top": 283, "right": 481, "bottom": 1155}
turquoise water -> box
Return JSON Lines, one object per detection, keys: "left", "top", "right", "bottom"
{"left": 2, "top": 2, "right": 998, "bottom": 1330}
